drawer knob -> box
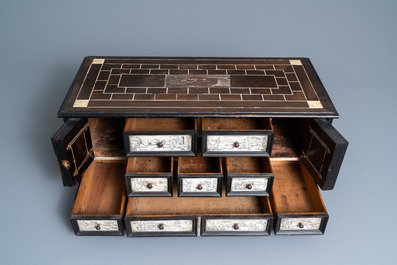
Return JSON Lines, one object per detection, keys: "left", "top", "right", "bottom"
{"left": 95, "top": 224, "right": 101, "bottom": 230}
{"left": 197, "top": 184, "right": 203, "bottom": 190}
{"left": 157, "top": 142, "right": 164, "bottom": 148}
{"left": 298, "top": 222, "right": 304, "bottom": 229}
{"left": 233, "top": 224, "right": 239, "bottom": 230}
{"left": 233, "top": 141, "right": 240, "bottom": 148}
{"left": 246, "top": 184, "right": 253, "bottom": 190}
{"left": 158, "top": 223, "right": 165, "bottom": 230}
{"left": 146, "top": 183, "right": 153, "bottom": 189}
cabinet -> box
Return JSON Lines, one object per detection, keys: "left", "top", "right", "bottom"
{"left": 51, "top": 57, "right": 348, "bottom": 236}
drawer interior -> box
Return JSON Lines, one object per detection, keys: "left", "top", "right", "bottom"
{"left": 72, "top": 160, "right": 126, "bottom": 216}
{"left": 202, "top": 117, "right": 272, "bottom": 131}
{"left": 270, "top": 160, "right": 326, "bottom": 214}
{"left": 178, "top": 156, "right": 222, "bottom": 174}
{"left": 126, "top": 184, "right": 271, "bottom": 216}
{"left": 271, "top": 118, "right": 302, "bottom": 158}
{"left": 226, "top": 157, "right": 272, "bottom": 174}
{"left": 125, "top": 117, "right": 197, "bottom": 131}
{"left": 127, "top": 157, "right": 172, "bottom": 173}
{"left": 88, "top": 118, "right": 125, "bottom": 157}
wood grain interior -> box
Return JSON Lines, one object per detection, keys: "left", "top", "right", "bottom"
{"left": 202, "top": 117, "right": 272, "bottom": 131}
{"left": 72, "top": 160, "right": 126, "bottom": 215}
{"left": 127, "top": 157, "right": 172, "bottom": 173}
{"left": 271, "top": 118, "right": 302, "bottom": 158}
{"left": 88, "top": 118, "right": 125, "bottom": 157}
{"left": 179, "top": 156, "right": 221, "bottom": 174}
{"left": 271, "top": 160, "right": 325, "bottom": 213}
{"left": 125, "top": 118, "right": 196, "bottom": 131}
{"left": 126, "top": 184, "right": 269, "bottom": 216}
{"left": 226, "top": 157, "right": 272, "bottom": 174}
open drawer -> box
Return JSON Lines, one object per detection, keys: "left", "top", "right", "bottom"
{"left": 201, "top": 117, "right": 274, "bottom": 157}
{"left": 124, "top": 185, "right": 273, "bottom": 237}
{"left": 70, "top": 160, "right": 127, "bottom": 236}
{"left": 270, "top": 161, "right": 328, "bottom": 235}
{"left": 123, "top": 118, "right": 197, "bottom": 157}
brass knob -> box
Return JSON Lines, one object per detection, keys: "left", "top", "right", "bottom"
{"left": 157, "top": 142, "right": 164, "bottom": 148}
{"left": 246, "top": 184, "right": 253, "bottom": 190}
{"left": 95, "top": 224, "right": 101, "bottom": 230}
{"left": 298, "top": 222, "right": 304, "bottom": 229}
{"left": 158, "top": 223, "right": 164, "bottom": 230}
{"left": 233, "top": 224, "right": 239, "bottom": 230}
{"left": 233, "top": 141, "right": 239, "bottom": 148}
{"left": 146, "top": 183, "right": 153, "bottom": 189}
{"left": 197, "top": 184, "right": 203, "bottom": 190}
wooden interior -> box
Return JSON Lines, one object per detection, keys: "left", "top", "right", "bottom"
{"left": 126, "top": 184, "right": 271, "bottom": 216}
{"left": 178, "top": 156, "right": 222, "bottom": 174}
{"left": 202, "top": 117, "right": 272, "bottom": 131}
{"left": 271, "top": 118, "right": 302, "bottom": 158}
{"left": 226, "top": 157, "right": 272, "bottom": 174}
{"left": 127, "top": 157, "right": 172, "bottom": 173}
{"left": 270, "top": 160, "right": 326, "bottom": 213}
{"left": 88, "top": 118, "right": 125, "bottom": 157}
{"left": 124, "top": 117, "right": 196, "bottom": 131}
{"left": 72, "top": 160, "right": 126, "bottom": 216}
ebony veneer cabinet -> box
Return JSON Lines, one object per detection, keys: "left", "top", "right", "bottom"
{"left": 51, "top": 57, "right": 348, "bottom": 237}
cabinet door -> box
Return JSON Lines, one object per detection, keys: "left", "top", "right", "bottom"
{"left": 51, "top": 118, "right": 94, "bottom": 187}
{"left": 301, "top": 119, "right": 348, "bottom": 190}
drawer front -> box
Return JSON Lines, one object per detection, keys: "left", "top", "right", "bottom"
{"left": 77, "top": 220, "right": 119, "bottom": 232}
{"left": 126, "top": 218, "right": 197, "bottom": 237}
{"left": 203, "top": 133, "right": 273, "bottom": 156}
{"left": 125, "top": 134, "right": 196, "bottom": 156}
{"left": 202, "top": 217, "right": 272, "bottom": 236}
{"left": 179, "top": 177, "right": 221, "bottom": 197}
{"left": 130, "top": 177, "right": 168, "bottom": 192}
{"left": 231, "top": 177, "right": 268, "bottom": 192}
{"left": 275, "top": 215, "right": 328, "bottom": 235}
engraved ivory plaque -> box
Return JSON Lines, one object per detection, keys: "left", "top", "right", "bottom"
{"left": 129, "top": 135, "right": 192, "bottom": 152}
{"left": 206, "top": 135, "right": 268, "bottom": 152}
{"left": 130, "top": 178, "right": 168, "bottom": 192}
{"left": 182, "top": 178, "right": 218, "bottom": 192}
{"left": 130, "top": 220, "right": 193, "bottom": 232}
{"left": 77, "top": 220, "right": 119, "bottom": 232}
{"left": 231, "top": 177, "right": 268, "bottom": 192}
{"left": 206, "top": 219, "right": 268, "bottom": 232}
{"left": 280, "top": 217, "right": 322, "bottom": 230}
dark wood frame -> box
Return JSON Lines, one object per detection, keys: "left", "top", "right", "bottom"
{"left": 70, "top": 215, "right": 124, "bottom": 236}
{"left": 201, "top": 215, "right": 273, "bottom": 237}
{"left": 201, "top": 131, "right": 274, "bottom": 157}
{"left": 273, "top": 213, "right": 329, "bottom": 235}
{"left": 124, "top": 216, "right": 198, "bottom": 237}
{"left": 177, "top": 174, "right": 223, "bottom": 197}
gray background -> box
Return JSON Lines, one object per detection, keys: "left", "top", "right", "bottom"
{"left": 0, "top": 0, "right": 396, "bottom": 264}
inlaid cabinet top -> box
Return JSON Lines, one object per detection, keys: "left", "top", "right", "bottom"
{"left": 58, "top": 57, "right": 338, "bottom": 118}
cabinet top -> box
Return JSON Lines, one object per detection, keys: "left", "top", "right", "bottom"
{"left": 58, "top": 57, "right": 338, "bottom": 118}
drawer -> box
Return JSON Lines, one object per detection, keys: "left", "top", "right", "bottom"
{"left": 270, "top": 161, "right": 328, "bottom": 235}
{"left": 124, "top": 184, "right": 273, "bottom": 237}
{"left": 202, "top": 118, "right": 274, "bottom": 157}
{"left": 124, "top": 118, "right": 197, "bottom": 156}
{"left": 177, "top": 156, "right": 223, "bottom": 197}
{"left": 225, "top": 157, "right": 274, "bottom": 196}
{"left": 125, "top": 157, "right": 173, "bottom": 197}
{"left": 70, "top": 160, "right": 126, "bottom": 236}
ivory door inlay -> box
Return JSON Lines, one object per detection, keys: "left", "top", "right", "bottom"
{"left": 206, "top": 219, "right": 268, "bottom": 232}
{"left": 130, "top": 178, "right": 168, "bottom": 192}
{"left": 77, "top": 220, "right": 119, "bottom": 232}
{"left": 231, "top": 177, "right": 268, "bottom": 192}
{"left": 130, "top": 220, "right": 193, "bottom": 232}
{"left": 280, "top": 218, "right": 322, "bottom": 230}
{"left": 129, "top": 135, "right": 192, "bottom": 152}
{"left": 206, "top": 135, "right": 268, "bottom": 152}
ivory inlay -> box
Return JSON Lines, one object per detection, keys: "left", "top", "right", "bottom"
{"left": 130, "top": 178, "right": 168, "bottom": 192}
{"left": 130, "top": 220, "right": 193, "bottom": 232}
{"left": 206, "top": 135, "right": 268, "bottom": 152}
{"left": 77, "top": 220, "right": 119, "bottom": 232}
{"left": 182, "top": 178, "right": 218, "bottom": 193}
{"left": 280, "top": 217, "right": 322, "bottom": 230}
{"left": 206, "top": 219, "right": 268, "bottom": 232}
{"left": 129, "top": 135, "right": 192, "bottom": 152}
{"left": 231, "top": 177, "right": 268, "bottom": 192}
